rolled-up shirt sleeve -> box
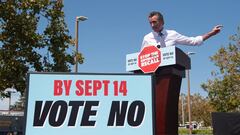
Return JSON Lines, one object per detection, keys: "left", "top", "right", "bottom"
{"left": 174, "top": 31, "right": 203, "bottom": 46}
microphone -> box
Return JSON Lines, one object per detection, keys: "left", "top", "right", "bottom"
{"left": 157, "top": 45, "right": 161, "bottom": 49}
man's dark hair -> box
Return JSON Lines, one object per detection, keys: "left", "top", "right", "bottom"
{"left": 148, "top": 11, "right": 164, "bottom": 24}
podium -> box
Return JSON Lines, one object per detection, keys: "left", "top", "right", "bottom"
{"left": 126, "top": 46, "right": 190, "bottom": 135}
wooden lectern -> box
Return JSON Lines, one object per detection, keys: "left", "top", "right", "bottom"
{"left": 126, "top": 46, "right": 190, "bottom": 135}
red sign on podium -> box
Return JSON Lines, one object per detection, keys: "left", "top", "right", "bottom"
{"left": 138, "top": 46, "right": 161, "bottom": 73}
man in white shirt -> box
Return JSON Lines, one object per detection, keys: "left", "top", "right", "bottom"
{"left": 141, "top": 11, "right": 223, "bottom": 49}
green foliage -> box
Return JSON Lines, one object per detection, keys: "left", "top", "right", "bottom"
{"left": 179, "top": 128, "right": 213, "bottom": 134}
{"left": 192, "top": 129, "right": 213, "bottom": 134}
{"left": 201, "top": 26, "right": 240, "bottom": 112}
{"left": 43, "top": 0, "right": 76, "bottom": 72}
{"left": 0, "top": 0, "right": 83, "bottom": 95}
{"left": 178, "top": 128, "right": 189, "bottom": 134}
{"left": 0, "top": 0, "right": 44, "bottom": 93}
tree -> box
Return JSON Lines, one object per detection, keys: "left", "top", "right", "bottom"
{"left": 178, "top": 93, "right": 214, "bottom": 127}
{"left": 0, "top": 0, "right": 44, "bottom": 94}
{"left": 0, "top": 0, "right": 83, "bottom": 96}
{"left": 43, "top": 0, "right": 81, "bottom": 72}
{"left": 202, "top": 26, "right": 240, "bottom": 112}
{"left": 191, "top": 93, "right": 215, "bottom": 126}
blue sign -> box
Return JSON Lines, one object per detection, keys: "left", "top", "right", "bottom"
{"left": 24, "top": 73, "right": 154, "bottom": 135}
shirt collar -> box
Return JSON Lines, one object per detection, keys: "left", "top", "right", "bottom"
{"left": 152, "top": 28, "right": 166, "bottom": 37}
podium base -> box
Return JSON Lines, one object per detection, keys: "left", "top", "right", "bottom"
{"left": 134, "top": 66, "right": 184, "bottom": 135}
{"left": 155, "top": 74, "right": 181, "bottom": 135}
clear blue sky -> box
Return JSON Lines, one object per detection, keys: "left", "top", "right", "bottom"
{"left": 63, "top": 0, "right": 240, "bottom": 96}
{"left": 1, "top": 0, "right": 240, "bottom": 110}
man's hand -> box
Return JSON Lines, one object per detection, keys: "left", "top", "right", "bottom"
{"left": 203, "top": 25, "right": 223, "bottom": 41}
{"left": 211, "top": 25, "right": 223, "bottom": 35}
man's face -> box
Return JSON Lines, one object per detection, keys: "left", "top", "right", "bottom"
{"left": 148, "top": 15, "right": 163, "bottom": 32}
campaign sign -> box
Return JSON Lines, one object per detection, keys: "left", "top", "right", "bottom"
{"left": 24, "top": 73, "right": 155, "bottom": 135}
{"left": 126, "top": 46, "right": 177, "bottom": 72}
{"left": 138, "top": 46, "right": 161, "bottom": 73}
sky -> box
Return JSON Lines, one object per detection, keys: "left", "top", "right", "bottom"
{"left": 1, "top": 0, "right": 240, "bottom": 110}
{"left": 63, "top": 0, "right": 240, "bottom": 96}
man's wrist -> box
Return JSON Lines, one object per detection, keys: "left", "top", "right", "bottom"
{"left": 209, "top": 30, "right": 217, "bottom": 36}
{"left": 203, "top": 31, "right": 214, "bottom": 41}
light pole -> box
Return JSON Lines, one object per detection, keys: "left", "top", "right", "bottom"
{"left": 181, "top": 94, "right": 185, "bottom": 126}
{"left": 186, "top": 52, "right": 195, "bottom": 135}
{"left": 75, "top": 16, "right": 88, "bottom": 72}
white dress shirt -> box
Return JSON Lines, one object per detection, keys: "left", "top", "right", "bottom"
{"left": 141, "top": 29, "right": 203, "bottom": 49}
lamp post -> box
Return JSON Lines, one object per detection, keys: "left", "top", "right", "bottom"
{"left": 181, "top": 94, "right": 185, "bottom": 126}
{"left": 186, "top": 52, "right": 195, "bottom": 135}
{"left": 75, "top": 16, "right": 88, "bottom": 72}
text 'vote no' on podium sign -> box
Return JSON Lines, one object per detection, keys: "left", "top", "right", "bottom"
{"left": 24, "top": 73, "right": 155, "bottom": 135}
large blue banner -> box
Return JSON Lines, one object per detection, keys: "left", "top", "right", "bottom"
{"left": 24, "top": 73, "right": 154, "bottom": 135}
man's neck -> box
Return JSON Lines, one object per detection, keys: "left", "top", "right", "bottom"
{"left": 153, "top": 27, "right": 164, "bottom": 33}
{"left": 159, "top": 27, "right": 164, "bottom": 33}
